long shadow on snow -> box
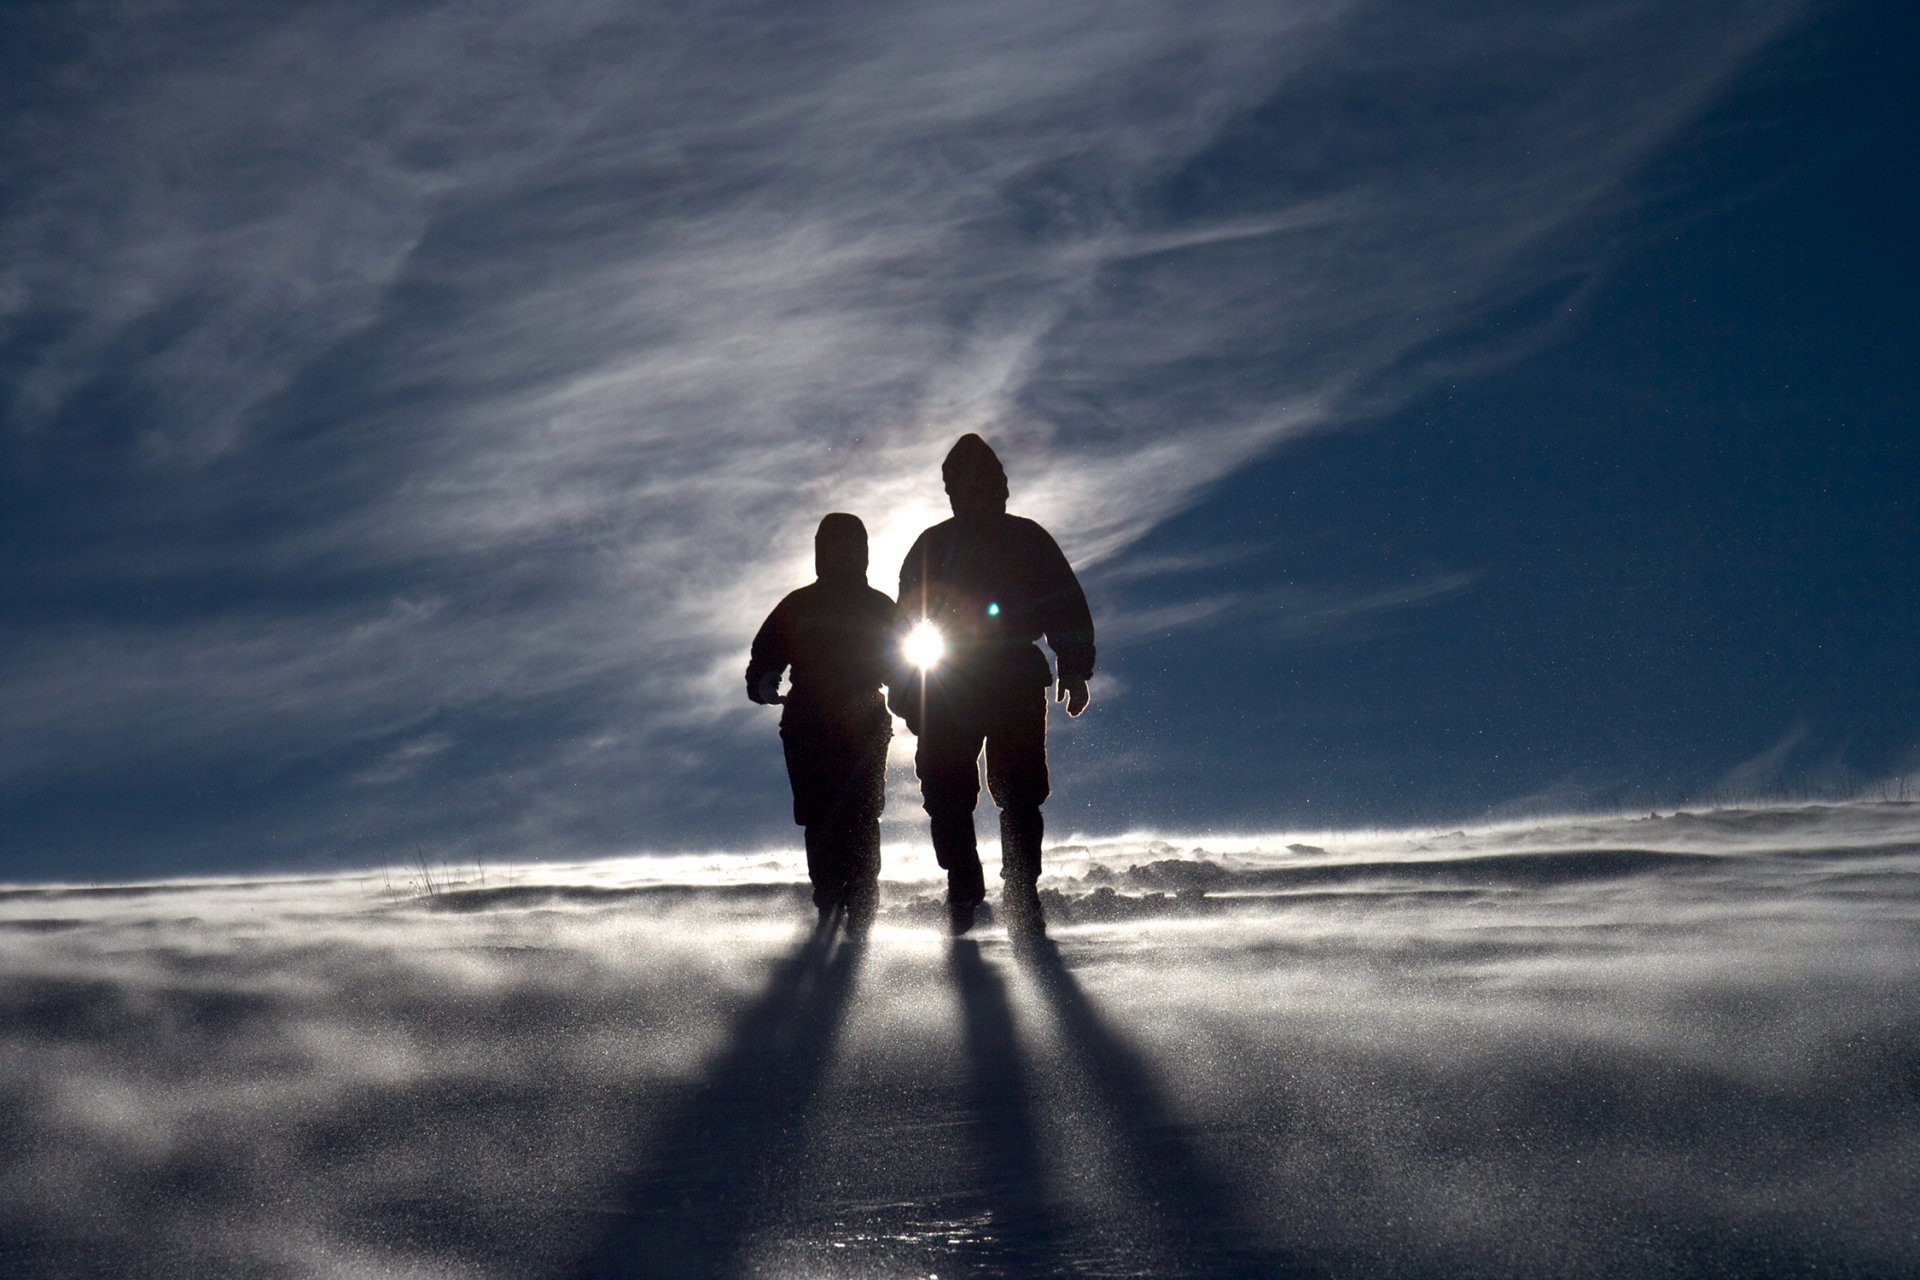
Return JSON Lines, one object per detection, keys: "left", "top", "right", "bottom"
{"left": 1014, "top": 933, "right": 1321, "bottom": 1279}
{"left": 947, "top": 939, "right": 1075, "bottom": 1275}
{"left": 572, "top": 916, "right": 864, "bottom": 1279}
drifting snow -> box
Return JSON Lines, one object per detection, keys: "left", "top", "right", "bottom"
{"left": 1, "top": 803, "right": 1915, "bottom": 1276}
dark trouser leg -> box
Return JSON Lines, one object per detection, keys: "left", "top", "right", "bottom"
{"left": 843, "top": 716, "right": 887, "bottom": 933}
{"left": 804, "top": 825, "right": 847, "bottom": 912}
{"left": 917, "top": 694, "right": 986, "bottom": 910}
{"left": 930, "top": 806, "right": 985, "bottom": 906}
{"left": 787, "top": 700, "right": 891, "bottom": 921}
{"left": 997, "top": 806, "right": 1046, "bottom": 937}
{"left": 998, "top": 807, "right": 1044, "bottom": 887}
{"left": 934, "top": 807, "right": 984, "bottom": 934}
{"left": 844, "top": 873, "right": 878, "bottom": 935}
{"left": 983, "top": 678, "right": 1050, "bottom": 935}
{"left": 984, "top": 680, "right": 1051, "bottom": 884}
{"left": 785, "top": 717, "right": 836, "bottom": 912}
{"left": 843, "top": 808, "right": 882, "bottom": 935}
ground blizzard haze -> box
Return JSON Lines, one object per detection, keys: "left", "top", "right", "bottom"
{"left": 1, "top": 801, "right": 1916, "bottom": 1277}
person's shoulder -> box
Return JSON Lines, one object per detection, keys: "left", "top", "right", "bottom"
{"left": 794, "top": 579, "right": 893, "bottom": 612}
{"left": 1002, "top": 513, "right": 1061, "bottom": 544}
{"left": 753, "top": 585, "right": 808, "bottom": 637}
{"left": 856, "top": 585, "right": 899, "bottom": 627}
{"left": 901, "top": 518, "right": 953, "bottom": 565}
{"left": 768, "top": 583, "right": 821, "bottom": 615}
{"left": 910, "top": 517, "right": 957, "bottom": 544}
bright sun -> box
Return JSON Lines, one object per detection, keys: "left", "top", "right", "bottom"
{"left": 902, "top": 620, "right": 945, "bottom": 670}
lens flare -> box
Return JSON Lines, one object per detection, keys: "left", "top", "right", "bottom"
{"left": 903, "top": 620, "right": 945, "bottom": 670}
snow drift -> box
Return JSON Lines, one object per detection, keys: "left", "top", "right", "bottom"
{"left": 1, "top": 802, "right": 1915, "bottom": 1276}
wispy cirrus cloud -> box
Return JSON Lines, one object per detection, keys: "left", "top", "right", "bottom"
{"left": 0, "top": 0, "right": 1805, "bottom": 871}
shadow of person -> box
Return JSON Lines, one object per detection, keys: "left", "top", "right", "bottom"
{"left": 946, "top": 939, "right": 1069, "bottom": 1272}
{"left": 573, "top": 915, "right": 866, "bottom": 1279}
{"left": 1011, "top": 934, "right": 1318, "bottom": 1279}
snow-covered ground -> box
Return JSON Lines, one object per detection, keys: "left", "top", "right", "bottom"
{"left": 2, "top": 802, "right": 1916, "bottom": 1277}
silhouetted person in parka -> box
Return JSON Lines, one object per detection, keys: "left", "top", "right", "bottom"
{"left": 747, "top": 513, "right": 901, "bottom": 933}
{"left": 896, "top": 434, "right": 1095, "bottom": 936}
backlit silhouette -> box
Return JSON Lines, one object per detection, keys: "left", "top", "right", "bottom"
{"left": 896, "top": 434, "right": 1095, "bottom": 935}
{"left": 746, "top": 513, "right": 900, "bottom": 933}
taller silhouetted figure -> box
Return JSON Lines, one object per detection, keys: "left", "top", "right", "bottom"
{"left": 747, "top": 513, "right": 900, "bottom": 934}
{"left": 896, "top": 435, "right": 1095, "bottom": 936}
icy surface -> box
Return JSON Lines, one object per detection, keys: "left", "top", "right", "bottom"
{"left": 2, "top": 803, "right": 1916, "bottom": 1276}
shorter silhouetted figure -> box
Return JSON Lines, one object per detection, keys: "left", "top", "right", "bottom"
{"left": 746, "top": 513, "right": 901, "bottom": 934}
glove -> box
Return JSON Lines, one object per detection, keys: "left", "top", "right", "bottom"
{"left": 1055, "top": 676, "right": 1090, "bottom": 718}
{"left": 750, "top": 671, "right": 784, "bottom": 705}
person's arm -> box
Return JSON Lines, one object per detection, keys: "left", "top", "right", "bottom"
{"left": 878, "top": 594, "right": 911, "bottom": 691}
{"left": 1031, "top": 525, "right": 1095, "bottom": 715}
{"left": 744, "top": 596, "right": 793, "bottom": 705}
{"left": 890, "top": 534, "right": 931, "bottom": 733}
{"left": 896, "top": 529, "right": 930, "bottom": 621}
{"left": 1033, "top": 527, "right": 1094, "bottom": 671}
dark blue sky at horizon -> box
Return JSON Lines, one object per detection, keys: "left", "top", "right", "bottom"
{"left": 2, "top": 0, "right": 1914, "bottom": 880}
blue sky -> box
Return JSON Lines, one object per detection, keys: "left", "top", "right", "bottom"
{"left": 3, "top": 0, "right": 1913, "bottom": 879}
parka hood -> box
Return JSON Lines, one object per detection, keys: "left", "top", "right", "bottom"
{"left": 814, "top": 512, "right": 869, "bottom": 583}
{"left": 942, "top": 433, "right": 1009, "bottom": 518}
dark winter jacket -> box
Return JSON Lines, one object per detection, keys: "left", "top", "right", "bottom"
{"left": 897, "top": 513, "right": 1095, "bottom": 686}
{"left": 745, "top": 578, "right": 902, "bottom": 720}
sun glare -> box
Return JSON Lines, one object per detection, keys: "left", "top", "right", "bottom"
{"left": 903, "top": 620, "right": 945, "bottom": 670}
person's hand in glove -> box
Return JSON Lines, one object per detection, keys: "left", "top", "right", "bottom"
{"left": 1055, "top": 676, "right": 1090, "bottom": 717}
